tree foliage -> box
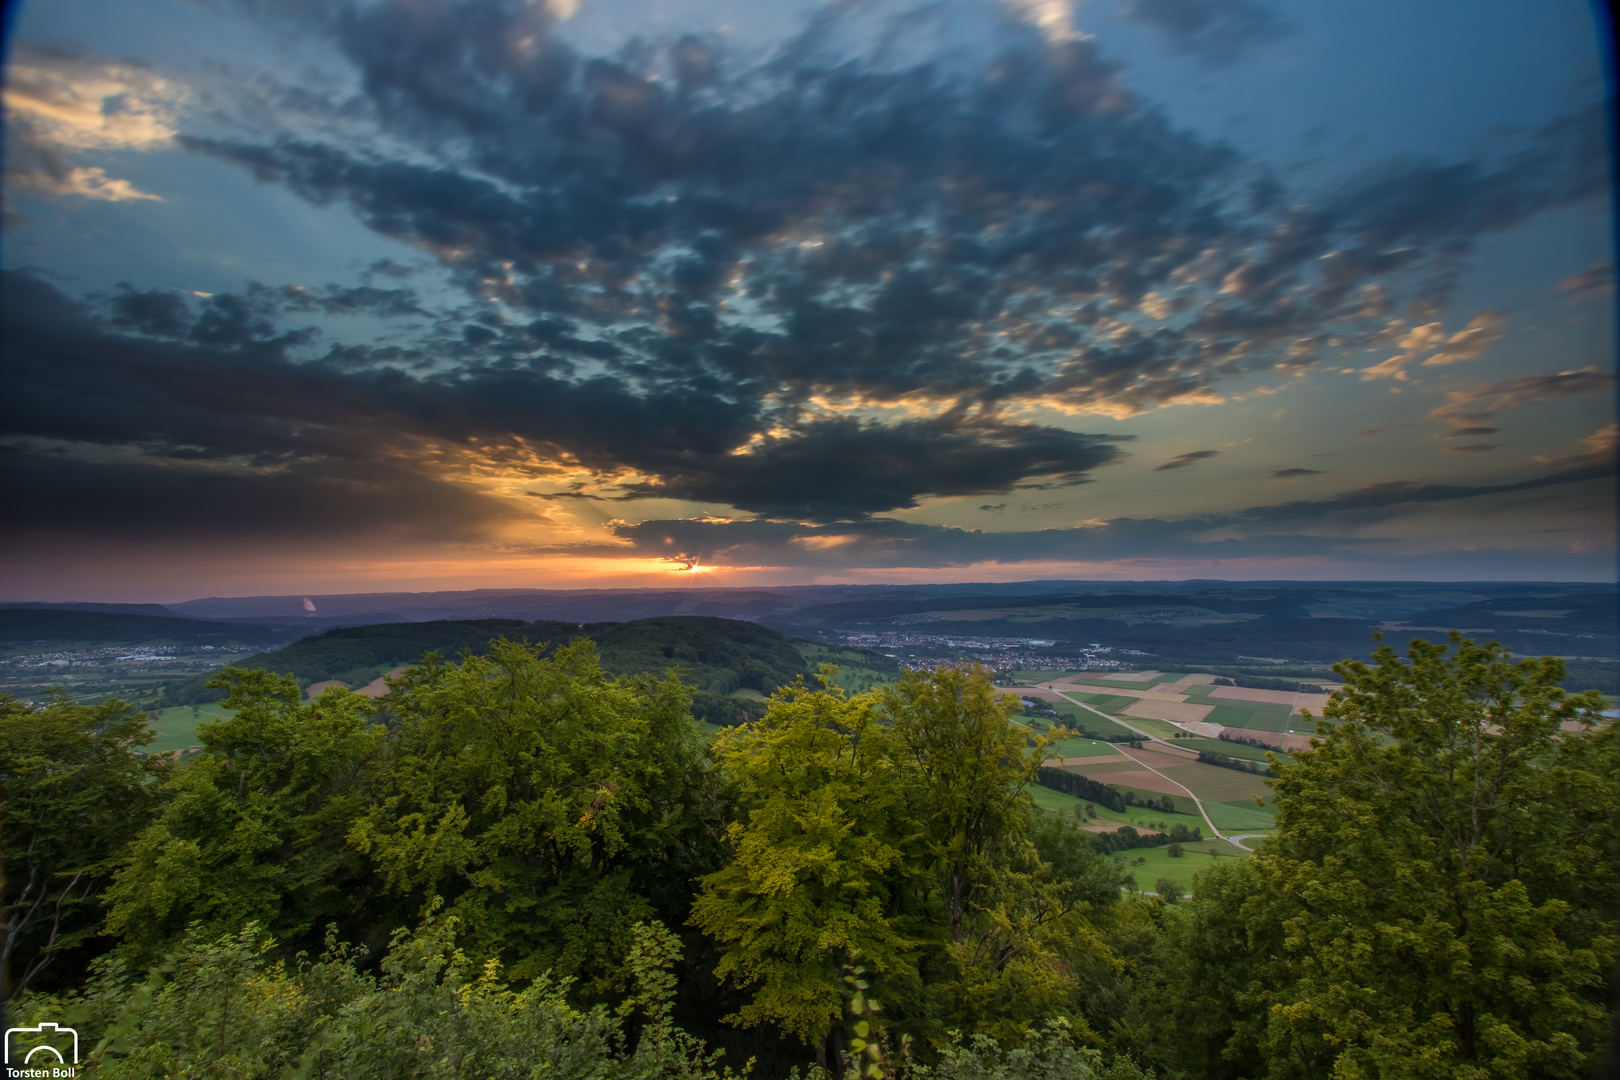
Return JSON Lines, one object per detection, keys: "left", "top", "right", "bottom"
{"left": 8, "top": 624, "right": 1616, "bottom": 1080}
{"left": 102, "top": 670, "right": 387, "bottom": 965}
{"left": 0, "top": 693, "right": 168, "bottom": 996}
{"left": 690, "top": 673, "right": 919, "bottom": 1047}
{"left": 350, "top": 638, "right": 724, "bottom": 996}
{"left": 1146, "top": 634, "right": 1618, "bottom": 1080}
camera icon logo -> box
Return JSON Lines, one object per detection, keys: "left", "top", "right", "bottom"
{"left": 4, "top": 1022, "right": 79, "bottom": 1071}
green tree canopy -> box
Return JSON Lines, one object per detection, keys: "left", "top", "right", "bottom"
{"left": 349, "top": 638, "right": 723, "bottom": 997}
{"left": 1, "top": 693, "right": 168, "bottom": 998}
{"left": 690, "top": 672, "right": 920, "bottom": 1049}
{"left": 102, "top": 670, "right": 388, "bottom": 964}
{"left": 1153, "top": 634, "right": 1618, "bottom": 1080}
{"left": 692, "top": 666, "right": 1120, "bottom": 1057}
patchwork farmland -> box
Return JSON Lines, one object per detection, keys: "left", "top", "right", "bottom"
{"left": 1017, "top": 668, "right": 1331, "bottom": 839}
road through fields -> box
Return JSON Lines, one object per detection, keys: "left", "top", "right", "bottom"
{"left": 1036, "top": 682, "right": 1226, "bottom": 840}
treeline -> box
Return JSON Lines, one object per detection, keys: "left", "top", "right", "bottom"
{"left": 159, "top": 615, "right": 808, "bottom": 713}
{"left": 1195, "top": 750, "right": 1276, "bottom": 777}
{"left": 1088, "top": 823, "right": 1203, "bottom": 856}
{"left": 1033, "top": 767, "right": 1177, "bottom": 814}
{"left": 4, "top": 636, "right": 1617, "bottom": 1079}
{"left": 1036, "top": 765, "right": 1126, "bottom": 810}
{"left": 1210, "top": 675, "right": 1327, "bottom": 693}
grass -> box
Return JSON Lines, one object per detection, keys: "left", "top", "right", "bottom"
{"left": 1163, "top": 760, "right": 1275, "bottom": 802}
{"left": 1198, "top": 703, "right": 1298, "bottom": 732}
{"left": 1088, "top": 800, "right": 1208, "bottom": 834}
{"left": 1098, "top": 786, "right": 1204, "bottom": 821}
{"left": 1046, "top": 736, "right": 1122, "bottom": 758}
{"left": 1111, "top": 716, "right": 1184, "bottom": 741}
{"left": 1029, "top": 784, "right": 1085, "bottom": 816}
{"left": 1048, "top": 704, "right": 1143, "bottom": 741}
{"left": 1115, "top": 840, "right": 1251, "bottom": 894}
{"left": 1078, "top": 671, "right": 1186, "bottom": 688}
{"left": 142, "top": 704, "right": 235, "bottom": 752}
{"left": 1174, "top": 735, "right": 1289, "bottom": 764}
{"left": 1203, "top": 799, "right": 1279, "bottom": 833}
{"left": 1061, "top": 691, "right": 1138, "bottom": 713}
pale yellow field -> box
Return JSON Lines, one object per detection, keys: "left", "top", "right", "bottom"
{"left": 1121, "top": 698, "right": 1214, "bottom": 724}
{"left": 1208, "top": 685, "right": 1332, "bottom": 712}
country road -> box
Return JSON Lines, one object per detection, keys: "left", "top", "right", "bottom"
{"left": 1035, "top": 683, "right": 1226, "bottom": 841}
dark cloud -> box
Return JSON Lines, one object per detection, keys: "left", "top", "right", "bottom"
{"left": 1239, "top": 457, "right": 1619, "bottom": 526}
{"left": 600, "top": 513, "right": 1367, "bottom": 570}
{"left": 589, "top": 447, "right": 1616, "bottom": 571}
{"left": 0, "top": 444, "right": 515, "bottom": 546}
{"left": 1270, "top": 467, "right": 1324, "bottom": 479}
{"left": 3, "top": 1, "right": 1610, "bottom": 548}
{"left": 1119, "top": 0, "right": 1293, "bottom": 66}
{"left": 2, "top": 269, "right": 1130, "bottom": 525}
{"left": 108, "top": 285, "right": 192, "bottom": 338}
{"left": 1155, "top": 449, "right": 1218, "bottom": 471}
{"left": 619, "top": 414, "right": 1129, "bottom": 520}
{"left": 166, "top": 0, "right": 1602, "bottom": 438}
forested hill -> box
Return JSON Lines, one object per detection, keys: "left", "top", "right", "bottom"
{"left": 159, "top": 615, "right": 809, "bottom": 706}
{"left": 0, "top": 609, "right": 289, "bottom": 651}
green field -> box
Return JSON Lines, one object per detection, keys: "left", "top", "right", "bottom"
{"left": 1059, "top": 691, "right": 1139, "bottom": 712}
{"left": 1096, "top": 785, "right": 1204, "bottom": 821}
{"left": 1029, "top": 783, "right": 1085, "bottom": 816}
{"left": 1047, "top": 736, "right": 1123, "bottom": 758}
{"left": 142, "top": 704, "right": 235, "bottom": 752}
{"left": 1114, "top": 839, "right": 1251, "bottom": 894}
{"left": 1110, "top": 716, "right": 1183, "bottom": 740}
{"left": 1176, "top": 735, "right": 1289, "bottom": 764}
{"left": 1078, "top": 671, "right": 1188, "bottom": 687}
{"left": 1089, "top": 800, "right": 1208, "bottom": 834}
{"left": 1164, "top": 760, "right": 1274, "bottom": 803}
{"left": 1203, "top": 799, "right": 1278, "bottom": 832}
{"left": 1196, "top": 703, "right": 1298, "bottom": 732}
{"left": 1049, "top": 702, "right": 1142, "bottom": 738}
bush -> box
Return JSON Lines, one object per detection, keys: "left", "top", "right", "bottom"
{"left": 12, "top": 915, "right": 740, "bottom": 1080}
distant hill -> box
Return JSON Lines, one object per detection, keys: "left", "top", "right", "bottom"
{"left": 158, "top": 616, "right": 810, "bottom": 708}
{"left": 0, "top": 609, "right": 291, "bottom": 651}
{"left": 1, "top": 602, "right": 185, "bottom": 618}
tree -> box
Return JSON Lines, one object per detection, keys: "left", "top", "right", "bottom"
{"left": 11, "top": 913, "right": 743, "bottom": 1080}
{"left": 882, "top": 667, "right": 1052, "bottom": 951}
{"left": 102, "top": 670, "right": 387, "bottom": 965}
{"left": 689, "top": 673, "right": 919, "bottom": 1056}
{"left": 1, "top": 693, "right": 168, "bottom": 998}
{"left": 1176, "top": 635, "right": 1617, "bottom": 1080}
{"left": 349, "top": 638, "right": 721, "bottom": 998}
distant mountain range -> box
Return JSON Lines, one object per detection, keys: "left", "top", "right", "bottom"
{"left": 6, "top": 580, "right": 1615, "bottom": 685}
{"left": 9, "top": 578, "right": 1615, "bottom": 627}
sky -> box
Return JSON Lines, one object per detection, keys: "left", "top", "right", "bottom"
{"left": 1, "top": 0, "right": 1615, "bottom": 602}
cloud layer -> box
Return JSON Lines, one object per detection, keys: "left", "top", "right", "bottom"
{"left": 1, "top": 0, "right": 1613, "bottom": 589}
